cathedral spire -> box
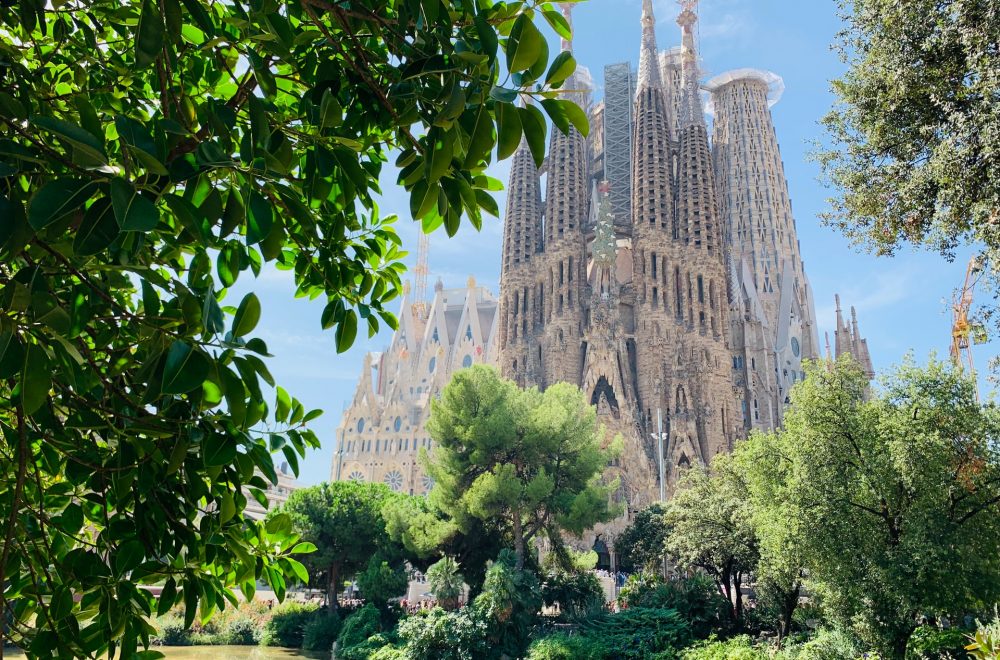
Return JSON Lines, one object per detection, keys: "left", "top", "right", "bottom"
{"left": 500, "top": 117, "right": 542, "bottom": 275}
{"left": 677, "top": 0, "right": 704, "bottom": 127}
{"left": 637, "top": 0, "right": 662, "bottom": 91}
{"left": 560, "top": 3, "right": 574, "bottom": 52}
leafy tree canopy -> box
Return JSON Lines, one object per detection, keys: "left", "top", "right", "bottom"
{"left": 274, "top": 481, "right": 401, "bottom": 608}
{"left": 0, "top": 0, "right": 583, "bottom": 655}
{"left": 747, "top": 356, "right": 1000, "bottom": 659}
{"left": 614, "top": 502, "right": 669, "bottom": 573}
{"left": 422, "top": 366, "right": 621, "bottom": 568}
{"left": 817, "top": 0, "right": 1000, "bottom": 307}
{"left": 663, "top": 455, "right": 758, "bottom": 625}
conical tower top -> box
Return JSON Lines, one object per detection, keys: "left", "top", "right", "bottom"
{"left": 637, "top": 0, "right": 662, "bottom": 91}
{"left": 677, "top": 0, "right": 704, "bottom": 127}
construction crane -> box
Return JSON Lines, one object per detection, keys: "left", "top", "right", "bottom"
{"left": 951, "top": 256, "right": 987, "bottom": 400}
{"left": 410, "top": 232, "right": 430, "bottom": 321}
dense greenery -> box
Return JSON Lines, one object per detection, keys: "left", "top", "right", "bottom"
{"left": 817, "top": 0, "right": 1000, "bottom": 332}
{"left": 744, "top": 357, "right": 1000, "bottom": 658}
{"left": 259, "top": 600, "right": 320, "bottom": 648}
{"left": 0, "top": 0, "right": 586, "bottom": 653}
{"left": 272, "top": 480, "right": 402, "bottom": 607}
{"left": 614, "top": 502, "right": 669, "bottom": 572}
{"left": 422, "top": 365, "right": 621, "bottom": 568}
{"left": 425, "top": 556, "right": 465, "bottom": 611}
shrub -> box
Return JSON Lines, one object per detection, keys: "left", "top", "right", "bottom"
{"left": 337, "top": 632, "right": 399, "bottom": 660}
{"left": 396, "top": 607, "right": 490, "bottom": 660}
{"left": 526, "top": 633, "right": 608, "bottom": 660}
{"left": 907, "top": 626, "right": 969, "bottom": 659}
{"left": 426, "top": 557, "right": 465, "bottom": 611}
{"left": 473, "top": 550, "right": 543, "bottom": 659}
{"left": 337, "top": 603, "right": 383, "bottom": 651}
{"left": 782, "top": 627, "right": 863, "bottom": 660}
{"left": 619, "top": 571, "right": 664, "bottom": 606}
{"left": 628, "top": 575, "right": 731, "bottom": 639}
{"left": 153, "top": 614, "right": 192, "bottom": 646}
{"left": 261, "top": 600, "right": 321, "bottom": 648}
{"left": 681, "top": 635, "right": 765, "bottom": 660}
{"left": 579, "top": 608, "right": 692, "bottom": 660}
{"left": 356, "top": 555, "right": 409, "bottom": 611}
{"left": 965, "top": 615, "right": 1000, "bottom": 660}
{"left": 303, "top": 610, "right": 342, "bottom": 653}
{"left": 541, "top": 571, "right": 606, "bottom": 621}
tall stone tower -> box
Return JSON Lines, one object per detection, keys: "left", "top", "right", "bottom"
{"left": 707, "top": 69, "right": 820, "bottom": 430}
{"left": 499, "top": 122, "right": 543, "bottom": 388}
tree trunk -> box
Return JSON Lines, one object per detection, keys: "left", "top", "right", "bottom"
{"left": 512, "top": 510, "right": 525, "bottom": 569}
{"left": 732, "top": 571, "right": 744, "bottom": 625}
{"left": 777, "top": 583, "right": 800, "bottom": 643}
{"left": 327, "top": 563, "right": 341, "bottom": 610}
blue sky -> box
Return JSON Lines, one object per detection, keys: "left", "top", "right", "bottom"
{"left": 238, "top": 0, "right": 994, "bottom": 486}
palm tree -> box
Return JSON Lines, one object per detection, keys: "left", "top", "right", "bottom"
{"left": 426, "top": 556, "right": 465, "bottom": 610}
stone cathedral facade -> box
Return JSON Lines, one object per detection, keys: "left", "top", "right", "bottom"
{"left": 331, "top": 1, "right": 871, "bottom": 509}
{"left": 497, "top": 0, "right": 852, "bottom": 511}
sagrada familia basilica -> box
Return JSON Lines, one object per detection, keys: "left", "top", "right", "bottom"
{"left": 331, "top": 1, "right": 873, "bottom": 517}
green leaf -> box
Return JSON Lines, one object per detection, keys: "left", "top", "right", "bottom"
{"left": 32, "top": 115, "right": 107, "bottom": 165}
{"left": 560, "top": 99, "right": 589, "bottom": 137}
{"left": 275, "top": 386, "right": 291, "bottom": 423}
{"left": 335, "top": 308, "right": 358, "bottom": 354}
{"left": 114, "top": 538, "right": 145, "bottom": 576}
{"left": 545, "top": 51, "right": 577, "bottom": 87}
{"left": 281, "top": 444, "right": 298, "bottom": 475}
{"left": 247, "top": 191, "right": 273, "bottom": 244}
{"left": 202, "top": 433, "right": 237, "bottom": 467}
{"left": 156, "top": 579, "right": 177, "bottom": 617}
{"left": 161, "top": 340, "right": 211, "bottom": 394}
{"left": 506, "top": 14, "right": 545, "bottom": 74}
{"left": 518, "top": 105, "right": 547, "bottom": 168}
{"left": 290, "top": 541, "right": 317, "bottom": 554}
{"left": 135, "top": 0, "right": 165, "bottom": 69}
{"left": 73, "top": 198, "right": 120, "bottom": 256}
{"left": 232, "top": 293, "right": 261, "bottom": 338}
{"left": 542, "top": 9, "right": 572, "bottom": 41}
{"left": 20, "top": 343, "right": 49, "bottom": 415}
{"left": 110, "top": 178, "right": 159, "bottom": 231}
{"left": 474, "top": 11, "right": 498, "bottom": 61}
{"left": 284, "top": 557, "right": 309, "bottom": 584}
{"left": 496, "top": 102, "right": 523, "bottom": 160}
{"left": 27, "top": 179, "right": 97, "bottom": 230}
{"left": 541, "top": 98, "right": 570, "bottom": 135}
{"left": 219, "top": 490, "right": 236, "bottom": 523}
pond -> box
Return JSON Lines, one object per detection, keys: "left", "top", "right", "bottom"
{"left": 4, "top": 646, "right": 329, "bottom": 659}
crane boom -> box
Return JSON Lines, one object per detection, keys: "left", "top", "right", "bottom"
{"left": 411, "top": 232, "right": 430, "bottom": 321}
{"left": 951, "top": 256, "right": 984, "bottom": 400}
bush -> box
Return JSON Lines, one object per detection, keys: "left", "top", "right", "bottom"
{"left": 396, "top": 607, "right": 490, "bottom": 660}
{"left": 337, "top": 632, "right": 399, "bottom": 660}
{"left": 619, "top": 571, "right": 664, "bottom": 606}
{"left": 541, "top": 572, "right": 606, "bottom": 621}
{"left": 963, "top": 615, "right": 1000, "bottom": 660}
{"left": 153, "top": 614, "right": 193, "bottom": 646}
{"left": 682, "top": 635, "right": 764, "bottom": 660}
{"left": 473, "top": 550, "right": 544, "bottom": 659}
{"left": 782, "top": 627, "right": 863, "bottom": 659}
{"left": 261, "top": 600, "right": 321, "bottom": 648}
{"left": 628, "top": 575, "right": 731, "bottom": 639}
{"left": 303, "top": 610, "right": 342, "bottom": 653}
{"left": 526, "top": 633, "right": 608, "bottom": 660}
{"left": 337, "top": 603, "right": 383, "bottom": 651}
{"left": 906, "top": 626, "right": 969, "bottom": 659}
{"left": 579, "top": 608, "right": 692, "bottom": 660}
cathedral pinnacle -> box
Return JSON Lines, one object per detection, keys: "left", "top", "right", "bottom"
{"left": 637, "top": 0, "right": 662, "bottom": 91}
{"left": 677, "top": 0, "right": 704, "bottom": 127}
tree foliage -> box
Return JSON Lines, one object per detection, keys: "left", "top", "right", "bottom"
{"left": 817, "top": 0, "right": 1000, "bottom": 298}
{"left": 614, "top": 502, "right": 669, "bottom": 573}
{"left": 663, "top": 455, "right": 758, "bottom": 625}
{"left": 423, "top": 365, "right": 621, "bottom": 568}
{"left": 274, "top": 480, "right": 400, "bottom": 608}
{"left": 0, "top": 0, "right": 583, "bottom": 655}
{"left": 425, "top": 556, "right": 465, "bottom": 611}
{"left": 747, "top": 357, "right": 1000, "bottom": 659}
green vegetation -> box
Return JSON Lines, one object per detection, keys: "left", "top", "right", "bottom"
{"left": 259, "top": 600, "right": 321, "bottom": 648}
{"left": 0, "top": 0, "right": 585, "bottom": 653}
{"left": 421, "top": 365, "right": 621, "bottom": 568}
{"left": 425, "top": 557, "right": 465, "bottom": 611}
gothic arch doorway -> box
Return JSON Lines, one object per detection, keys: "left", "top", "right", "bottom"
{"left": 591, "top": 376, "right": 621, "bottom": 418}
{"left": 593, "top": 536, "right": 611, "bottom": 572}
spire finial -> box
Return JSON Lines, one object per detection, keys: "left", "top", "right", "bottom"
{"left": 637, "top": 0, "right": 662, "bottom": 91}
{"left": 677, "top": 0, "right": 703, "bottom": 127}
